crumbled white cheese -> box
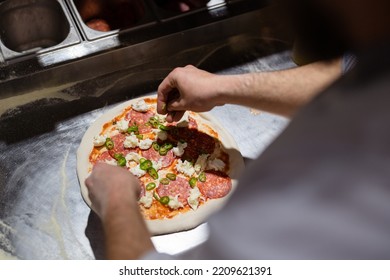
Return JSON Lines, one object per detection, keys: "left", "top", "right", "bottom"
{"left": 187, "top": 187, "right": 201, "bottom": 210}
{"left": 93, "top": 135, "right": 107, "bottom": 147}
{"left": 207, "top": 158, "right": 226, "bottom": 171}
{"left": 139, "top": 192, "right": 153, "bottom": 208}
{"left": 130, "top": 164, "right": 146, "bottom": 177}
{"left": 139, "top": 139, "right": 153, "bottom": 150}
{"left": 168, "top": 195, "right": 183, "bottom": 210}
{"left": 176, "top": 112, "right": 189, "bottom": 127}
{"left": 175, "top": 159, "right": 195, "bottom": 177}
{"left": 194, "top": 154, "right": 209, "bottom": 173}
{"left": 156, "top": 114, "right": 166, "bottom": 123}
{"left": 125, "top": 152, "right": 140, "bottom": 163}
{"left": 172, "top": 142, "right": 187, "bottom": 157}
{"left": 131, "top": 99, "right": 149, "bottom": 112}
{"left": 116, "top": 120, "right": 129, "bottom": 132}
{"left": 152, "top": 159, "right": 163, "bottom": 171}
{"left": 153, "top": 129, "right": 168, "bottom": 141}
{"left": 124, "top": 134, "right": 139, "bottom": 148}
{"left": 104, "top": 159, "right": 117, "bottom": 166}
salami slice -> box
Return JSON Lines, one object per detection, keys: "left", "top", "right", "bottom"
{"left": 138, "top": 123, "right": 152, "bottom": 134}
{"left": 126, "top": 109, "right": 154, "bottom": 125}
{"left": 95, "top": 151, "right": 112, "bottom": 163}
{"left": 157, "top": 176, "right": 191, "bottom": 205}
{"left": 126, "top": 110, "right": 153, "bottom": 134}
{"left": 108, "top": 133, "right": 137, "bottom": 158}
{"left": 197, "top": 171, "right": 232, "bottom": 199}
{"left": 141, "top": 148, "right": 175, "bottom": 168}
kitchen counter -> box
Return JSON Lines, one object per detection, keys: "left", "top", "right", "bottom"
{"left": 0, "top": 50, "right": 295, "bottom": 260}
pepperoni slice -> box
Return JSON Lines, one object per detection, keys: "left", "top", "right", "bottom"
{"left": 126, "top": 110, "right": 154, "bottom": 125}
{"left": 141, "top": 148, "right": 175, "bottom": 168}
{"left": 126, "top": 110, "right": 153, "bottom": 134}
{"left": 197, "top": 171, "right": 232, "bottom": 199}
{"left": 157, "top": 176, "right": 191, "bottom": 205}
{"left": 108, "top": 133, "right": 137, "bottom": 158}
{"left": 95, "top": 151, "right": 112, "bottom": 163}
{"left": 138, "top": 123, "right": 152, "bottom": 134}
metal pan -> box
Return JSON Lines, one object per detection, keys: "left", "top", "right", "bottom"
{"left": 0, "top": 0, "right": 81, "bottom": 62}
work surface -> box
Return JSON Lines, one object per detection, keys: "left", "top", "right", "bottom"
{"left": 0, "top": 51, "right": 294, "bottom": 259}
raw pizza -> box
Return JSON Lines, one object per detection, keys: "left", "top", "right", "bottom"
{"left": 77, "top": 96, "right": 244, "bottom": 235}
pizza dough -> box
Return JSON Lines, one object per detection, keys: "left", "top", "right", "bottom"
{"left": 77, "top": 95, "right": 244, "bottom": 235}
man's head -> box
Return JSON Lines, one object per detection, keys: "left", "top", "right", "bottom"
{"left": 285, "top": 0, "right": 390, "bottom": 57}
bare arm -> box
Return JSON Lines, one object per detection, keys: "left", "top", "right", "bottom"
{"left": 85, "top": 163, "right": 154, "bottom": 259}
{"left": 157, "top": 59, "right": 341, "bottom": 120}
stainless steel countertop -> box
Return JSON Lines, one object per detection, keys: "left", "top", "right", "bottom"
{"left": 0, "top": 51, "right": 294, "bottom": 259}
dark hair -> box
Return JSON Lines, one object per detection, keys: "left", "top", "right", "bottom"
{"left": 281, "top": 0, "right": 348, "bottom": 61}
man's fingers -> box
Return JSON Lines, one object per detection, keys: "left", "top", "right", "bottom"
{"left": 157, "top": 85, "right": 170, "bottom": 115}
{"left": 167, "top": 97, "right": 186, "bottom": 111}
{"left": 172, "top": 111, "right": 185, "bottom": 122}
{"left": 166, "top": 111, "right": 185, "bottom": 123}
{"left": 157, "top": 76, "right": 175, "bottom": 115}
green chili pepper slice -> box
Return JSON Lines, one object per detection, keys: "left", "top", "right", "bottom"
{"left": 147, "top": 167, "right": 159, "bottom": 180}
{"left": 152, "top": 142, "right": 160, "bottom": 151}
{"left": 159, "top": 196, "right": 170, "bottom": 205}
{"left": 148, "top": 117, "right": 160, "bottom": 128}
{"left": 105, "top": 138, "right": 114, "bottom": 150}
{"left": 152, "top": 191, "right": 169, "bottom": 206}
{"left": 159, "top": 147, "right": 168, "bottom": 156}
{"left": 198, "top": 172, "right": 206, "bottom": 182}
{"left": 159, "top": 124, "right": 171, "bottom": 131}
{"left": 113, "top": 153, "right": 122, "bottom": 160}
{"left": 166, "top": 173, "right": 176, "bottom": 181}
{"left": 113, "top": 153, "right": 126, "bottom": 167}
{"left": 153, "top": 191, "right": 160, "bottom": 201}
{"left": 127, "top": 125, "right": 139, "bottom": 134}
{"left": 117, "top": 157, "right": 126, "bottom": 167}
{"left": 136, "top": 134, "right": 143, "bottom": 140}
{"left": 189, "top": 177, "right": 198, "bottom": 188}
{"left": 146, "top": 182, "right": 156, "bottom": 191}
{"left": 162, "top": 143, "right": 173, "bottom": 150}
{"left": 160, "top": 178, "right": 170, "bottom": 185}
{"left": 139, "top": 158, "right": 146, "bottom": 164}
{"left": 140, "top": 160, "right": 152, "bottom": 170}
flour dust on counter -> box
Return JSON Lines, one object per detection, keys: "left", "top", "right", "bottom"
{"left": 0, "top": 219, "right": 17, "bottom": 259}
{"left": 0, "top": 49, "right": 295, "bottom": 259}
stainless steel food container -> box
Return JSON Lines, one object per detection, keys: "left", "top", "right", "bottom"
{"left": 66, "top": 0, "right": 229, "bottom": 41}
{"left": 0, "top": 0, "right": 81, "bottom": 61}
{"left": 148, "top": 0, "right": 226, "bottom": 21}
{"left": 66, "top": 0, "right": 157, "bottom": 41}
{"left": 0, "top": 0, "right": 278, "bottom": 97}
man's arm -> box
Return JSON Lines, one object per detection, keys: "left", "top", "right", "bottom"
{"left": 85, "top": 163, "right": 154, "bottom": 259}
{"left": 157, "top": 59, "right": 341, "bottom": 120}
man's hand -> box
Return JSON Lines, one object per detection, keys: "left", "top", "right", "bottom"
{"left": 157, "top": 65, "right": 224, "bottom": 122}
{"left": 85, "top": 163, "right": 140, "bottom": 220}
{"left": 85, "top": 163, "right": 154, "bottom": 259}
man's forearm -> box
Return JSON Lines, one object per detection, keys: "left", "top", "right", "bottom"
{"left": 103, "top": 201, "right": 154, "bottom": 259}
{"left": 218, "top": 58, "right": 341, "bottom": 117}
